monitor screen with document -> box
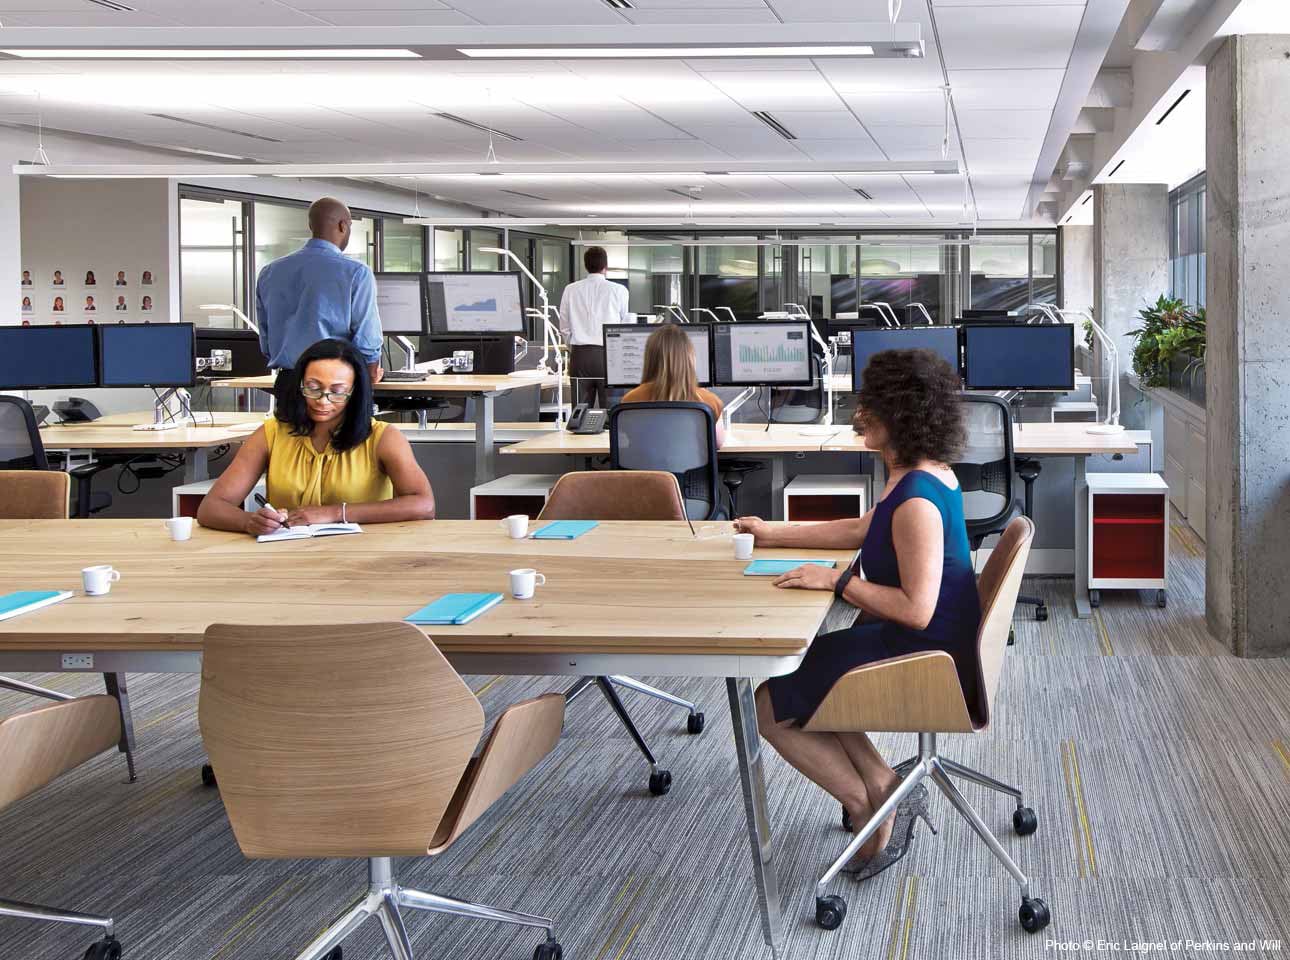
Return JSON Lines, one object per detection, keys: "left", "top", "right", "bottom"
{"left": 712, "top": 321, "right": 813, "bottom": 387}
{"left": 425, "top": 271, "right": 525, "bottom": 336}
{"left": 373, "top": 273, "right": 426, "bottom": 335}
{"left": 603, "top": 323, "right": 712, "bottom": 388}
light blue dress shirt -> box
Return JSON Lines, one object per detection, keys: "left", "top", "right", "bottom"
{"left": 256, "top": 238, "right": 382, "bottom": 369}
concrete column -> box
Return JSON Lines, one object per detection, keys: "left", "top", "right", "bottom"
{"left": 1093, "top": 183, "right": 1170, "bottom": 428}
{"left": 1205, "top": 35, "right": 1290, "bottom": 658}
{"left": 1060, "top": 224, "right": 1094, "bottom": 317}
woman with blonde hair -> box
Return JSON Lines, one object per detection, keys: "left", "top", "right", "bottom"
{"left": 621, "top": 322, "right": 725, "bottom": 447}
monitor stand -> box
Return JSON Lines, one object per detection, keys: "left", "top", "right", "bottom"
{"left": 133, "top": 387, "right": 193, "bottom": 431}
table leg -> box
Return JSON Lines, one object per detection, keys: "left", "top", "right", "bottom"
{"left": 474, "top": 393, "right": 497, "bottom": 485}
{"left": 769, "top": 457, "right": 785, "bottom": 521}
{"left": 1073, "top": 455, "right": 1092, "bottom": 618}
{"left": 183, "top": 448, "right": 209, "bottom": 484}
{"left": 726, "top": 677, "right": 782, "bottom": 959}
{"left": 102, "top": 672, "right": 138, "bottom": 783}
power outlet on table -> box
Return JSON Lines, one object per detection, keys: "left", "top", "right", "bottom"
{"left": 61, "top": 653, "right": 94, "bottom": 670}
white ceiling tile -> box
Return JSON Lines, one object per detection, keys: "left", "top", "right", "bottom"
{"left": 622, "top": 7, "right": 779, "bottom": 22}
{"left": 767, "top": 110, "right": 864, "bottom": 138}
{"left": 957, "top": 108, "right": 1055, "bottom": 139}
{"left": 686, "top": 58, "right": 817, "bottom": 72}
{"left": 287, "top": 0, "right": 449, "bottom": 7}
{"left": 791, "top": 138, "right": 887, "bottom": 162}
{"left": 702, "top": 71, "right": 844, "bottom": 112}
{"left": 310, "top": 10, "right": 478, "bottom": 24}
{"left": 963, "top": 138, "right": 1043, "bottom": 175}
{"left": 766, "top": 0, "right": 889, "bottom": 22}
{"left": 864, "top": 125, "right": 947, "bottom": 152}
{"left": 0, "top": 10, "right": 180, "bottom": 25}
{"left": 630, "top": 0, "right": 768, "bottom": 6}
{"left": 935, "top": 4, "right": 1086, "bottom": 71}
{"left": 946, "top": 69, "right": 1065, "bottom": 110}
{"left": 442, "top": 0, "right": 626, "bottom": 24}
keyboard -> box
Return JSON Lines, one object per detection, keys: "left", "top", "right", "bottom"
{"left": 382, "top": 370, "right": 428, "bottom": 383}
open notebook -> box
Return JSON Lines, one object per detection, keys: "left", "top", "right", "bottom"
{"left": 257, "top": 522, "right": 362, "bottom": 544}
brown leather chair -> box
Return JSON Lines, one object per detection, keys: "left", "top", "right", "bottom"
{"left": 805, "top": 517, "right": 1051, "bottom": 936}
{"left": 0, "top": 469, "right": 70, "bottom": 519}
{"left": 199, "top": 621, "right": 565, "bottom": 960}
{"left": 0, "top": 696, "right": 125, "bottom": 959}
{"left": 537, "top": 470, "right": 705, "bottom": 797}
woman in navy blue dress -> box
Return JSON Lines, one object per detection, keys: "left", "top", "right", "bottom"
{"left": 735, "top": 349, "right": 981, "bottom": 876}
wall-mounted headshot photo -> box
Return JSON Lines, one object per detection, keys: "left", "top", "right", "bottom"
{"left": 52, "top": 296, "right": 65, "bottom": 312}
{"left": 51, "top": 270, "right": 65, "bottom": 288}
{"left": 21, "top": 296, "right": 33, "bottom": 313}
{"left": 115, "top": 295, "right": 128, "bottom": 311}
{"left": 115, "top": 270, "right": 127, "bottom": 287}
{"left": 84, "top": 295, "right": 97, "bottom": 312}
{"left": 85, "top": 270, "right": 97, "bottom": 287}
{"left": 140, "top": 295, "right": 154, "bottom": 312}
{"left": 141, "top": 270, "right": 154, "bottom": 286}
{"left": 21, "top": 270, "right": 32, "bottom": 287}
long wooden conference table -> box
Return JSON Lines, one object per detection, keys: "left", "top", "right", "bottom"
{"left": 0, "top": 518, "right": 853, "bottom": 959}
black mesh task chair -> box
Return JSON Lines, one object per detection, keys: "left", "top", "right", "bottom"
{"left": 952, "top": 395, "right": 1047, "bottom": 638}
{"left": 610, "top": 401, "right": 730, "bottom": 521}
{"left": 769, "top": 337, "right": 827, "bottom": 425}
{"left": 0, "top": 396, "right": 112, "bottom": 518}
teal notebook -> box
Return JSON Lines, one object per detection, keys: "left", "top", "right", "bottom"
{"left": 532, "top": 520, "right": 598, "bottom": 540}
{"left": 743, "top": 559, "right": 838, "bottom": 576}
{"left": 0, "top": 589, "right": 74, "bottom": 622}
{"left": 406, "top": 593, "right": 504, "bottom": 626}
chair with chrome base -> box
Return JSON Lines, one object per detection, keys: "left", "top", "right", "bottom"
{"left": 538, "top": 470, "right": 706, "bottom": 798}
{"left": 0, "top": 695, "right": 126, "bottom": 959}
{"left": 199, "top": 621, "right": 566, "bottom": 960}
{"left": 806, "top": 517, "right": 1051, "bottom": 936}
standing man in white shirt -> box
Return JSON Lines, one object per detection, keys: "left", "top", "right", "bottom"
{"left": 559, "top": 246, "right": 628, "bottom": 408}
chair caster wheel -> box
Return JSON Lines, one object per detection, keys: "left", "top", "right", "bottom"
{"left": 1019, "top": 896, "right": 1051, "bottom": 933}
{"left": 1156, "top": 590, "right": 1167, "bottom": 608}
{"left": 648, "top": 769, "right": 673, "bottom": 795}
{"left": 83, "top": 938, "right": 122, "bottom": 960}
{"left": 200, "top": 763, "right": 217, "bottom": 788}
{"left": 686, "top": 711, "right": 705, "bottom": 735}
{"left": 1089, "top": 590, "right": 1100, "bottom": 608}
{"left": 534, "top": 940, "right": 563, "bottom": 960}
{"left": 1013, "top": 806, "right": 1038, "bottom": 836}
{"left": 1008, "top": 626, "right": 1016, "bottom": 647}
{"left": 815, "top": 894, "right": 846, "bottom": 930}
{"left": 841, "top": 804, "right": 853, "bottom": 832}
{"left": 1035, "top": 604, "right": 1049, "bottom": 622}
{"left": 322, "top": 949, "right": 342, "bottom": 960}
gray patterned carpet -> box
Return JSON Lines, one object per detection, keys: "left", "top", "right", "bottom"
{"left": 3, "top": 524, "right": 1289, "bottom": 960}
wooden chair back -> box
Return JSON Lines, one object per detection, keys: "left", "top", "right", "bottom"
{"left": 199, "top": 621, "right": 484, "bottom": 859}
{"left": 0, "top": 470, "right": 70, "bottom": 519}
{"left": 973, "top": 515, "right": 1035, "bottom": 724}
{"left": 0, "top": 695, "right": 121, "bottom": 810}
{"left": 539, "top": 470, "right": 686, "bottom": 521}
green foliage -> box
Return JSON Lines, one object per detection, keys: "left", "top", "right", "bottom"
{"left": 1126, "top": 295, "right": 1206, "bottom": 388}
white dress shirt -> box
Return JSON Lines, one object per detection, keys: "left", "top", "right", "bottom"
{"left": 558, "top": 272, "right": 630, "bottom": 346}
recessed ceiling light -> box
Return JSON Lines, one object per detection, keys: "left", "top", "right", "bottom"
{"left": 459, "top": 45, "right": 876, "bottom": 59}
{"left": 0, "top": 48, "right": 420, "bottom": 59}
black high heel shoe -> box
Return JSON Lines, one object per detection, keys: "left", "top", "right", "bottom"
{"left": 841, "top": 784, "right": 937, "bottom": 880}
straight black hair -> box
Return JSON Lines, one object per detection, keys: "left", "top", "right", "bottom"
{"left": 276, "top": 338, "right": 373, "bottom": 452}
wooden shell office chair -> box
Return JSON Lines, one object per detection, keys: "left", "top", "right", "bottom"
{"left": 538, "top": 470, "right": 705, "bottom": 798}
{"left": 199, "top": 621, "right": 565, "bottom": 960}
{"left": 805, "top": 517, "right": 1051, "bottom": 936}
{"left": 0, "top": 695, "right": 125, "bottom": 960}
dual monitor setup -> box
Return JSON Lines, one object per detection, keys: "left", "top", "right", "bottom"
{"left": 375, "top": 272, "right": 525, "bottom": 337}
{"left": 0, "top": 322, "right": 196, "bottom": 390}
{"left": 604, "top": 320, "right": 814, "bottom": 389}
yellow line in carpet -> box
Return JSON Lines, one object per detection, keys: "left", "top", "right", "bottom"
{"left": 1274, "top": 740, "right": 1290, "bottom": 781}
{"left": 884, "top": 876, "right": 908, "bottom": 960}
{"left": 136, "top": 706, "right": 189, "bottom": 733}
{"left": 472, "top": 675, "right": 502, "bottom": 697}
{"left": 613, "top": 922, "right": 643, "bottom": 960}
{"left": 1068, "top": 741, "right": 1098, "bottom": 876}
{"left": 212, "top": 876, "right": 305, "bottom": 959}
{"left": 898, "top": 875, "right": 919, "bottom": 960}
{"left": 593, "top": 876, "right": 646, "bottom": 960}
{"left": 1061, "top": 741, "right": 1086, "bottom": 878}
{"left": 1093, "top": 610, "right": 1113, "bottom": 656}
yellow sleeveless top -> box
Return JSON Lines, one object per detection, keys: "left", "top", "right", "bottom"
{"left": 263, "top": 418, "right": 394, "bottom": 509}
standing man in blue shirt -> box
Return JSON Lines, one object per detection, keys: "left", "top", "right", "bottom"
{"left": 256, "top": 197, "right": 385, "bottom": 398}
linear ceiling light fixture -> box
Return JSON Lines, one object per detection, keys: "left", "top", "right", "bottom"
{"left": 601, "top": 0, "right": 634, "bottom": 8}
{"left": 432, "top": 113, "right": 523, "bottom": 142}
{"left": 85, "top": 0, "right": 136, "bottom": 10}
{"left": 751, "top": 111, "right": 796, "bottom": 141}
{"left": 500, "top": 188, "right": 552, "bottom": 201}
{"left": 1108, "top": 159, "right": 1125, "bottom": 178}
{"left": 1155, "top": 89, "right": 1190, "bottom": 126}
{"left": 460, "top": 45, "right": 879, "bottom": 59}
{"left": 0, "top": 48, "right": 420, "bottom": 59}
{"left": 149, "top": 114, "right": 283, "bottom": 143}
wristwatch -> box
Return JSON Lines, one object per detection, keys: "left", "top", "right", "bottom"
{"left": 833, "top": 567, "right": 855, "bottom": 599}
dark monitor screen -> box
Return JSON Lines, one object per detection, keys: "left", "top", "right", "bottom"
{"left": 712, "top": 321, "right": 813, "bottom": 387}
{"left": 0, "top": 324, "right": 98, "bottom": 390}
{"left": 98, "top": 322, "right": 195, "bottom": 388}
{"left": 698, "top": 275, "right": 758, "bottom": 323}
{"left": 425, "top": 272, "right": 525, "bottom": 336}
{"left": 850, "top": 326, "right": 961, "bottom": 393}
{"left": 962, "top": 323, "right": 1075, "bottom": 391}
{"left": 373, "top": 273, "right": 426, "bottom": 335}
{"left": 959, "top": 309, "right": 1014, "bottom": 325}
{"left": 603, "top": 323, "right": 712, "bottom": 388}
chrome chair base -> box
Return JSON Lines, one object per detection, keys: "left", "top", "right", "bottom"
{"left": 815, "top": 732, "right": 1050, "bottom": 934}
{"left": 294, "top": 858, "right": 559, "bottom": 960}
{"left": 0, "top": 896, "right": 118, "bottom": 957}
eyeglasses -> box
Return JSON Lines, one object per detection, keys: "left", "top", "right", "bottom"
{"left": 300, "top": 383, "right": 352, "bottom": 404}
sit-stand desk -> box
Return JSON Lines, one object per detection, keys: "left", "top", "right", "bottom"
{"left": 0, "top": 519, "right": 854, "bottom": 959}
{"left": 214, "top": 372, "right": 561, "bottom": 486}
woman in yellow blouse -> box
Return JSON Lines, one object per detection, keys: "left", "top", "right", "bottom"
{"left": 197, "top": 338, "right": 434, "bottom": 536}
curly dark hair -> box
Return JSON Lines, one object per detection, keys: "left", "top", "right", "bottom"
{"left": 855, "top": 348, "right": 964, "bottom": 467}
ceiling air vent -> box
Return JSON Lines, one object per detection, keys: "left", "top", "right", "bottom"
{"left": 85, "top": 0, "right": 137, "bottom": 10}
{"left": 433, "top": 113, "right": 523, "bottom": 142}
{"left": 501, "top": 188, "right": 552, "bottom": 201}
{"left": 853, "top": 188, "right": 874, "bottom": 200}
{"left": 602, "top": 0, "right": 634, "bottom": 8}
{"left": 149, "top": 114, "right": 283, "bottom": 143}
{"left": 751, "top": 111, "right": 796, "bottom": 141}
{"left": 666, "top": 188, "right": 703, "bottom": 200}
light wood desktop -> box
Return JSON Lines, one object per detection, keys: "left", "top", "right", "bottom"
{"left": 500, "top": 422, "right": 845, "bottom": 457}
{"left": 0, "top": 518, "right": 851, "bottom": 957}
{"left": 819, "top": 422, "right": 1140, "bottom": 457}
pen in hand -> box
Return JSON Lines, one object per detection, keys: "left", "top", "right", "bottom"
{"left": 253, "top": 493, "right": 290, "bottom": 528}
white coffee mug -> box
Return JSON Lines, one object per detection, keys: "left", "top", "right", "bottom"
{"left": 165, "top": 516, "right": 194, "bottom": 542}
{"left": 510, "top": 568, "right": 546, "bottom": 600}
{"left": 82, "top": 564, "right": 121, "bottom": 596}
{"left": 500, "top": 514, "right": 529, "bottom": 539}
{"left": 733, "top": 532, "right": 755, "bottom": 560}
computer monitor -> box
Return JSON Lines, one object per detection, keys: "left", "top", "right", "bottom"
{"left": 603, "top": 323, "right": 712, "bottom": 389}
{"left": 959, "top": 308, "right": 1013, "bottom": 325}
{"left": 98, "top": 322, "right": 196, "bottom": 388}
{"left": 962, "top": 323, "right": 1075, "bottom": 391}
{"left": 712, "top": 321, "right": 813, "bottom": 387}
{"left": 425, "top": 272, "right": 525, "bottom": 336}
{"left": 850, "top": 326, "right": 961, "bottom": 393}
{"left": 373, "top": 273, "right": 426, "bottom": 336}
{"left": 0, "top": 324, "right": 98, "bottom": 390}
